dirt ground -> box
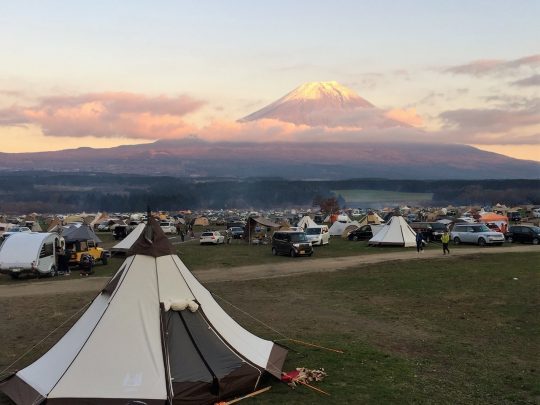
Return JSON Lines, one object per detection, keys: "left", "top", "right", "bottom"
{"left": 0, "top": 245, "right": 536, "bottom": 298}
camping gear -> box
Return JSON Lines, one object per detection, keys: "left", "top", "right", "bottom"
{"left": 0, "top": 217, "right": 287, "bottom": 405}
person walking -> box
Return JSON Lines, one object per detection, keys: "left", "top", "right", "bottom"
{"left": 441, "top": 229, "right": 451, "bottom": 255}
{"left": 415, "top": 232, "right": 424, "bottom": 253}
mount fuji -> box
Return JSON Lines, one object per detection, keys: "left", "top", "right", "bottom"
{"left": 240, "top": 81, "right": 407, "bottom": 128}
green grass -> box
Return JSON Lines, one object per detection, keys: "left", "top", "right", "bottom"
{"left": 1, "top": 252, "right": 538, "bottom": 404}
{"left": 0, "top": 237, "right": 514, "bottom": 284}
{"left": 209, "top": 252, "right": 539, "bottom": 404}
{"left": 333, "top": 189, "right": 433, "bottom": 204}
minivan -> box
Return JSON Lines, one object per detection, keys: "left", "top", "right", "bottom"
{"left": 272, "top": 231, "right": 313, "bottom": 257}
{"left": 305, "top": 225, "right": 329, "bottom": 246}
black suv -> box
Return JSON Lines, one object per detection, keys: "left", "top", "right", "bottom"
{"left": 505, "top": 225, "right": 540, "bottom": 244}
{"left": 507, "top": 211, "right": 522, "bottom": 222}
{"left": 409, "top": 222, "right": 448, "bottom": 242}
{"left": 271, "top": 231, "right": 313, "bottom": 257}
{"left": 348, "top": 225, "right": 373, "bottom": 241}
{"left": 228, "top": 226, "right": 245, "bottom": 239}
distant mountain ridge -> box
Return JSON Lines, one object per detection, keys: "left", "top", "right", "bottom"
{"left": 0, "top": 139, "right": 538, "bottom": 180}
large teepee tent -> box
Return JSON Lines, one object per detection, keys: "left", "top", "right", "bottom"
{"left": 0, "top": 218, "right": 287, "bottom": 405}
{"left": 368, "top": 215, "right": 417, "bottom": 247}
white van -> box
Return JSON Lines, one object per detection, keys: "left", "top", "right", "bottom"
{"left": 305, "top": 225, "right": 330, "bottom": 246}
{"left": 0, "top": 232, "right": 64, "bottom": 279}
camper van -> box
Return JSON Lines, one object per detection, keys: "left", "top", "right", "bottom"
{"left": 0, "top": 232, "right": 64, "bottom": 279}
{"left": 305, "top": 225, "right": 330, "bottom": 246}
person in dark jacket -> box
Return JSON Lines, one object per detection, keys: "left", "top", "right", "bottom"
{"left": 415, "top": 232, "right": 424, "bottom": 253}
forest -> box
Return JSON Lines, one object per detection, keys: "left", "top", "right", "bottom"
{"left": 0, "top": 171, "right": 538, "bottom": 213}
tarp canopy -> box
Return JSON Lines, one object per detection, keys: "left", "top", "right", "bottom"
{"left": 0, "top": 218, "right": 287, "bottom": 405}
{"left": 245, "top": 217, "right": 281, "bottom": 243}
{"left": 62, "top": 225, "right": 102, "bottom": 244}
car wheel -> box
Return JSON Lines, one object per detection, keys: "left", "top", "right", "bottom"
{"left": 533, "top": 238, "right": 539, "bottom": 245}
{"left": 478, "top": 238, "right": 486, "bottom": 246}
{"left": 272, "top": 247, "right": 277, "bottom": 256}
{"left": 425, "top": 235, "right": 431, "bottom": 243}
{"left": 10, "top": 273, "right": 19, "bottom": 280}
{"left": 49, "top": 266, "right": 57, "bottom": 277}
{"left": 352, "top": 235, "right": 359, "bottom": 241}
{"left": 453, "top": 237, "right": 461, "bottom": 245}
{"left": 507, "top": 236, "right": 513, "bottom": 243}
{"left": 290, "top": 249, "right": 296, "bottom": 258}
{"left": 101, "top": 255, "right": 108, "bottom": 265}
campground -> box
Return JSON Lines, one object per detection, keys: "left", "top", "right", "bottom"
{"left": 0, "top": 243, "right": 538, "bottom": 404}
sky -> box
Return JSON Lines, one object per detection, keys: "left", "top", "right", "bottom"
{"left": 0, "top": 0, "right": 539, "bottom": 161}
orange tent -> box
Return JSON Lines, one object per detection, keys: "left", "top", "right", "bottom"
{"left": 479, "top": 212, "right": 509, "bottom": 233}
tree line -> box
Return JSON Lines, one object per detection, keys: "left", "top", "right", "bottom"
{"left": 0, "top": 171, "right": 538, "bottom": 213}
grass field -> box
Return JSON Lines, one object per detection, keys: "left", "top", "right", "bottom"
{"left": 0, "top": 237, "right": 492, "bottom": 284}
{"left": 333, "top": 189, "right": 433, "bottom": 205}
{"left": 0, "top": 252, "right": 538, "bottom": 404}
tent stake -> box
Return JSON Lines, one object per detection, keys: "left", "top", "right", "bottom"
{"left": 215, "top": 386, "right": 271, "bottom": 405}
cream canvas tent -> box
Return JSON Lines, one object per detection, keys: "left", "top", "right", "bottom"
{"left": 329, "top": 215, "right": 360, "bottom": 236}
{"left": 110, "top": 222, "right": 146, "bottom": 253}
{"left": 368, "top": 215, "right": 417, "bottom": 247}
{"left": 1, "top": 218, "right": 287, "bottom": 405}
{"left": 297, "top": 215, "right": 317, "bottom": 229}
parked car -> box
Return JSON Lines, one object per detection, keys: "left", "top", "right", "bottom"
{"left": 450, "top": 224, "right": 505, "bottom": 246}
{"left": 2, "top": 226, "right": 32, "bottom": 237}
{"left": 160, "top": 221, "right": 177, "bottom": 235}
{"left": 347, "top": 225, "right": 373, "bottom": 241}
{"left": 409, "top": 222, "right": 448, "bottom": 242}
{"left": 200, "top": 231, "right": 225, "bottom": 245}
{"left": 505, "top": 225, "right": 540, "bottom": 245}
{"left": 507, "top": 211, "right": 522, "bottom": 222}
{"left": 228, "top": 226, "right": 245, "bottom": 239}
{"left": 271, "top": 231, "right": 313, "bottom": 257}
{"left": 305, "top": 225, "right": 329, "bottom": 246}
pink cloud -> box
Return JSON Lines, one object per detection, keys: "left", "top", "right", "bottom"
{"left": 384, "top": 108, "right": 423, "bottom": 127}
{"left": 444, "top": 54, "right": 540, "bottom": 76}
{"left": 0, "top": 92, "right": 205, "bottom": 139}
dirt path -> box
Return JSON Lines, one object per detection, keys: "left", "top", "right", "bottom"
{"left": 1, "top": 245, "right": 537, "bottom": 298}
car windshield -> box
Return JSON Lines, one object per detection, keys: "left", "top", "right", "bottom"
{"left": 473, "top": 225, "right": 490, "bottom": 232}
{"left": 201, "top": 232, "right": 214, "bottom": 237}
{"left": 529, "top": 226, "right": 540, "bottom": 232}
{"left": 231, "top": 227, "right": 242, "bottom": 232}
{"left": 305, "top": 228, "right": 321, "bottom": 235}
{"left": 290, "top": 233, "right": 308, "bottom": 242}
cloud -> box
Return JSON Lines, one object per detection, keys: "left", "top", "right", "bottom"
{"left": 0, "top": 92, "right": 205, "bottom": 139}
{"left": 443, "top": 54, "right": 540, "bottom": 76}
{"left": 511, "top": 74, "right": 540, "bottom": 87}
{"left": 438, "top": 98, "right": 540, "bottom": 145}
{"left": 384, "top": 108, "right": 423, "bottom": 127}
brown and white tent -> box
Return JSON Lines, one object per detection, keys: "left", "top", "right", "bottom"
{"left": 0, "top": 218, "right": 287, "bottom": 405}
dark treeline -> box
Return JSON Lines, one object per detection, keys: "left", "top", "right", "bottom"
{"left": 0, "top": 171, "right": 538, "bottom": 213}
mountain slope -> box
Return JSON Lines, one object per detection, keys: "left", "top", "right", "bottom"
{"left": 0, "top": 139, "right": 538, "bottom": 180}
{"left": 239, "top": 81, "right": 405, "bottom": 128}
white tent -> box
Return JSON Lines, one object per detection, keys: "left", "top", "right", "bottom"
{"left": 368, "top": 215, "right": 417, "bottom": 247}
{"left": 329, "top": 219, "right": 360, "bottom": 236}
{"left": 110, "top": 222, "right": 146, "bottom": 253}
{"left": 297, "top": 215, "right": 317, "bottom": 229}
{"left": 1, "top": 218, "right": 287, "bottom": 405}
